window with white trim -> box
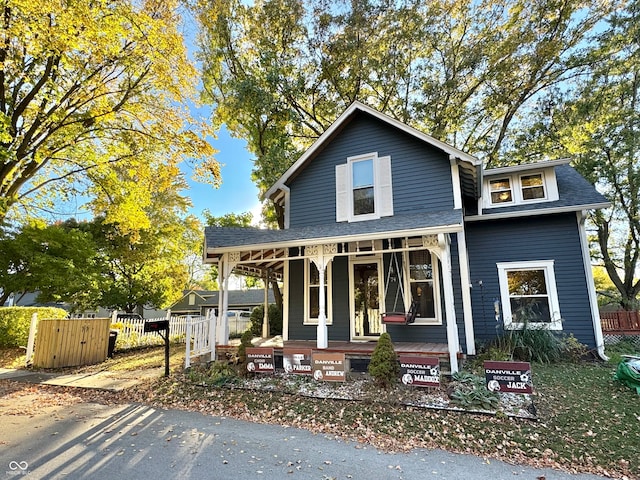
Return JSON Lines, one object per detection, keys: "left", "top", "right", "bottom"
{"left": 497, "top": 260, "right": 562, "bottom": 330}
{"left": 336, "top": 152, "right": 393, "bottom": 222}
{"left": 407, "top": 250, "right": 441, "bottom": 324}
{"left": 520, "top": 173, "right": 546, "bottom": 200}
{"left": 304, "top": 260, "right": 333, "bottom": 325}
{"left": 489, "top": 178, "right": 513, "bottom": 204}
{"left": 485, "top": 169, "right": 556, "bottom": 208}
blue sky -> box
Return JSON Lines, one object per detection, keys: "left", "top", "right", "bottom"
{"left": 180, "top": 11, "right": 262, "bottom": 224}
{"left": 183, "top": 124, "right": 262, "bottom": 222}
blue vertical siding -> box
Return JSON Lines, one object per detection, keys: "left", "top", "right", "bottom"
{"left": 288, "top": 112, "right": 455, "bottom": 227}
{"left": 465, "top": 213, "right": 596, "bottom": 349}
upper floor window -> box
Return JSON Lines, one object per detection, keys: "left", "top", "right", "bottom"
{"left": 352, "top": 159, "right": 375, "bottom": 215}
{"left": 520, "top": 173, "right": 545, "bottom": 200}
{"left": 489, "top": 178, "right": 513, "bottom": 204}
{"left": 485, "top": 169, "right": 556, "bottom": 208}
{"left": 336, "top": 152, "right": 394, "bottom": 222}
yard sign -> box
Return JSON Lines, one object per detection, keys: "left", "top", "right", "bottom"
{"left": 484, "top": 360, "right": 533, "bottom": 394}
{"left": 246, "top": 347, "right": 275, "bottom": 373}
{"left": 399, "top": 356, "right": 440, "bottom": 387}
{"left": 283, "top": 348, "right": 313, "bottom": 375}
{"left": 311, "top": 352, "right": 346, "bottom": 382}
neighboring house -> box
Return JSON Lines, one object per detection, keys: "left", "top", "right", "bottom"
{"left": 202, "top": 102, "right": 608, "bottom": 372}
{"left": 169, "top": 289, "right": 276, "bottom": 317}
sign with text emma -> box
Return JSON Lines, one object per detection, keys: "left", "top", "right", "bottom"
{"left": 312, "top": 352, "right": 346, "bottom": 382}
{"left": 246, "top": 347, "right": 275, "bottom": 373}
{"left": 484, "top": 361, "right": 533, "bottom": 394}
{"left": 399, "top": 356, "right": 440, "bottom": 387}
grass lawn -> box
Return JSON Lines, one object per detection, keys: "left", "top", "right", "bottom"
{"left": 1, "top": 346, "right": 638, "bottom": 478}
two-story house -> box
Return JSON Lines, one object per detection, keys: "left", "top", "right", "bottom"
{"left": 203, "top": 102, "right": 609, "bottom": 372}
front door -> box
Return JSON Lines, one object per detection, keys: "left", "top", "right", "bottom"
{"left": 350, "top": 257, "right": 384, "bottom": 340}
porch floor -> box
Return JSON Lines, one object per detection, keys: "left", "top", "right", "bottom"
{"left": 282, "top": 340, "right": 451, "bottom": 357}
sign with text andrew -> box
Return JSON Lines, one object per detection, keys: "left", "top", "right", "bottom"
{"left": 312, "top": 352, "right": 346, "bottom": 382}
{"left": 484, "top": 361, "right": 533, "bottom": 394}
{"left": 283, "top": 348, "right": 313, "bottom": 375}
{"left": 399, "top": 356, "right": 440, "bottom": 387}
{"left": 246, "top": 347, "right": 275, "bottom": 373}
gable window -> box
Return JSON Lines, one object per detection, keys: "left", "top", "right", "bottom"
{"left": 304, "top": 260, "right": 333, "bottom": 325}
{"left": 335, "top": 152, "right": 393, "bottom": 222}
{"left": 489, "top": 178, "right": 513, "bottom": 204}
{"left": 188, "top": 293, "right": 196, "bottom": 305}
{"left": 520, "top": 173, "right": 546, "bottom": 200}
{"left": 497, "top": 260, "right": 561, "bottom": 330}
{"left": 352, "top": 159, "right": 375, "bottom": 215}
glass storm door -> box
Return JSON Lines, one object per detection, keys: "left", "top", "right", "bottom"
{"left": 350, "top": 258, "right": 383, "bottom": 340}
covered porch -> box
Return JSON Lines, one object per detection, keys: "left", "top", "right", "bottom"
{"left": 204, "top": 211, "right": 473, "bottom": 373}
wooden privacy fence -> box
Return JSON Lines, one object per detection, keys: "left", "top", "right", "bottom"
{"left": 600, "top": 311, "right": 640, "bottom": 333}
{"left": 32, "top": 317, "right": 111, "bottom": 368}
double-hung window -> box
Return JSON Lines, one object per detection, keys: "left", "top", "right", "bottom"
{"left": 408, "top": 250, "right": 439, "bottom": 323}
{"left": 497, "top": 260, "right": 561, "bottom": 330}
{"left": 489, "top": 178, "right": 513, "bottom": 204}
{"left": 336, "top": 152, "right": 393, "bottom": 222}
{"left": 304, "top": 260, "right": 333, "bottom": 325}
{"left": 520, "top": 173, "right": 546, "bottom": 200}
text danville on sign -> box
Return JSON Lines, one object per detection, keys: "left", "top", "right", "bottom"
{"left": 484, "top": 360, "right": 533, "bottom": 394}
{"left": 246, "top": 347, "right": 275, "bottom": 373}
{"left": 399, "top": 356, "right": 440, "bottom": 388}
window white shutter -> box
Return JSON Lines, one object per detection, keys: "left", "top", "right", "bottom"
{"left": 377, "top": 155, "right": 394, "bottom": 217}
{"left": 335, "top": 163, "right": 349, "bottom": 222}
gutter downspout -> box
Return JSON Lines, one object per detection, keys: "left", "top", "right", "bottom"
{"left": 577, "top": 211, "right": 607, "bottom": 360}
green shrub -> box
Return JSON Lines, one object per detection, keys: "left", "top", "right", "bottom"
{"left": 448, "top": 371, "right": 500, "bottom": 410}
{"left": 368, "top": 332, "right": 400, "bottom": 388}
{"left": 187, "top": 361, "right": 239, "bottom": 386}
{"left": 237, "top": 328, "right": 254, "bottom": 375}
{"left": 249, "top": 304, "right": 282, "bottom": 336}
{"left": 0, "top": 307, "right": 68, "bottom": 347}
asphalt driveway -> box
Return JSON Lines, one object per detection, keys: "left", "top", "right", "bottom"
{"left": 0, "top": 401, "right": 610, "bottom": 480}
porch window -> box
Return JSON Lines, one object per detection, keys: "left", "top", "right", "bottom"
{"left": 335, "top": 152, "right": 393, "bottom": 222}
{"left": 304, "top": 260, "right": 333, "bottom": 325}
{"left": 497, "top": 260, "right": 561, "bottom": 330}
{"left": 489, "top": 178, "right": 513, "bottom": 204}
{"left": 520, "top": 173, "right": 546, "bottom": 200}
{"left": 406, "top": 249, "right": 441, "bottom": 324}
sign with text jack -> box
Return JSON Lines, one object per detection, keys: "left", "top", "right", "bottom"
{"left": 484, "top": 360, "right": 533, "bottom": 394}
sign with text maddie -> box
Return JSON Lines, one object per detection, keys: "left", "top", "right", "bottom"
{"left": 283, "top": 348, "right": 313, "bottom": 375}
{"left": 484, "top": 360, "right": 533, "bottom": 394}
{"left": 246, "top": 347, "right": 275, "bottom": 373}
{"left": 312, "top": 352, "right": 346, "bottom": 382}
{"left": 399, "top": 356, "right": 440, "bottom": 388}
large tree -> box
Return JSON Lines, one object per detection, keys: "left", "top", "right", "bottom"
{"left": 508, "top": 2, "right": 640, "bottom": 310}
{"left": 0, "top": 219, "right": 100, "bottom": 308}
{"left": 0, "top": 0, "right": 219, "bottom": 224}
{"left": 194, "top": 0, "right": 612, "bottom": 228}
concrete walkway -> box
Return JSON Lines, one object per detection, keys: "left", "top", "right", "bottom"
{"left": 0, "top": 367, "right": 163, "bottom": 391}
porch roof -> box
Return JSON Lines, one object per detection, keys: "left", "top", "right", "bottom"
{"left": 203, "top": 210, "right": 463, "bottom": 277}
{"left": 205, "top": 209, "right": 462, "bottom": 251}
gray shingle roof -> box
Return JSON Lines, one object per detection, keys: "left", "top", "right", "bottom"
{"left": 205, "top": 210, "right": 463, "bottom": 250}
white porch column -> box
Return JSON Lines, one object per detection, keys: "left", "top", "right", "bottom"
{"left": 309, "top": 244, "right": 336, "bottom": 349}
{"left": 218, "top": 252, "right": 240, "bottom": 345}
{"left": 437, "top": 234, "right": 460, "bottom": 373}
{"left": 456, "top": 229, "right": 476, "bottom": 355}
{"left": 262, "top": 269, "right": 270, "bottom": 338}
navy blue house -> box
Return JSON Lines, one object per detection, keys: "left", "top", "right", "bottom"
{"left": 204, "top": 102, "right": 609, "bottom": 372}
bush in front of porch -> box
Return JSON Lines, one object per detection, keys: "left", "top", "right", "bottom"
{"left": 368, "top": 332, "right": 400, "bottom": 388}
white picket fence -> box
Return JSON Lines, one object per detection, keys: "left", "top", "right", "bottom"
{"left": 185, "top": 312, "right": 216, "bottom": 368}
{"left": 110, "top": 313, "right": 189, "bottom": 349}
{"left": 110, "top": 311, "right": 217, "bottom": 368}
